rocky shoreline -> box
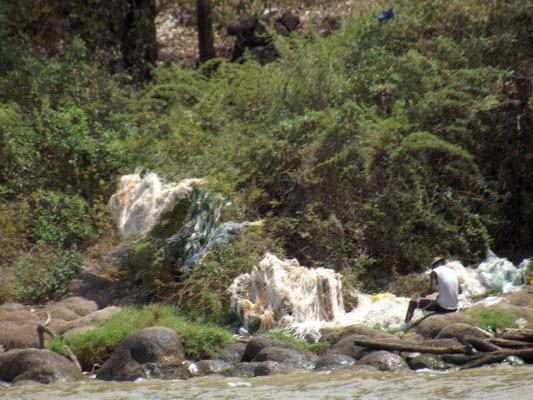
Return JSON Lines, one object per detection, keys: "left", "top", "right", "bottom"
{"left": 1, "top": 286, "right": 532, "bottom": 385}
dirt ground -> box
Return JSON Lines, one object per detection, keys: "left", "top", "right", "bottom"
{"left": 155, "top": 1, "right": 357, "bottom": 67}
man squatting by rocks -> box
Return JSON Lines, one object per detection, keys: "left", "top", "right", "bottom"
{"left": 404, "top": 256, "right": 461, "bottom": 325}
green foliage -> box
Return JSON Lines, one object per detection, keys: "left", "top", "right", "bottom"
{"left": 0, "top": 36, "right": 132, "bottom": 299}
{"left": 468, "top": 308, "right": 530, "bottom": 334}
{"left": 12, "top": 244, "right": 82, "bottom": 303}
{"left": 17, "top": 190, "right": 98, "bottom": 248}
{"left": 126, "top": 0, "right": 533, "bottom": 287}
{"left": 160, "top": 226, "right": 281, "bottom": 324}
{"left": 48, "top": 304, "right": 236, "bottom": 369}
{"left": 2, "top": 0, "right": 532, "bottom": 304}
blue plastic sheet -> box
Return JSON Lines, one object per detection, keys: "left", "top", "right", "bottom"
{"left": 378, "top": 7, "right": 394, "bottom": 22}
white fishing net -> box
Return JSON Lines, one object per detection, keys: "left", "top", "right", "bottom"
{"left": 229, "top": 252, "right": 531, "bottom": 339}
{"left": 108, "top": 172, "right": 203, "bottom": 241}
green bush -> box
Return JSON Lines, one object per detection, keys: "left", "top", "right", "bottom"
{"left": 0, "top": 37, "right": 132, "bottom": 299}
{"left": 2, "top": 0, "right": 532, "bottom": 304}
{"left": 12, "top": 244, "right": 82, "bottom": 303}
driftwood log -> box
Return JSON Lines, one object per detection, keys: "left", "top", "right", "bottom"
{"left": 463, "top": 336, "right": 502, "bottom": 352}
{"left": 351, "top": 335, "right": 533, "bottom": 370}
{"left": 459, "top": 348, "right": 533, "bottom": 369}
{"left": 500, "top": 328, "right": 533, "bottom": 343}
{"left": 440, "top": 354, "right": 484, "bottom": 365}
{"left": 351, "top": 339, "right": 470, "bottom": 354}
{"left": 489, "top": 337, "right": 533, "bottom": 348}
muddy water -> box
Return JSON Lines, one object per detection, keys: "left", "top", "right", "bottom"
{"left": 2, "top": 365, "right": 532, "bottom": 400}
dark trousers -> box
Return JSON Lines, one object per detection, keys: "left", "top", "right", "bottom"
{"left": 404, "top": 298, "right": 456, "bottom": 324}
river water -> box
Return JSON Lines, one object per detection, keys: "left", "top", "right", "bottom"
{"left": 2, "top": 365, "right": 532, "bottom": 400}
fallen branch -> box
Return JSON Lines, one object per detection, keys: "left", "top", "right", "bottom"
{"left": 500, "top": 328, "right": 533, "bottom": 343}
{"left": 459, "top": 353, "right": 508, "bottom": 370}
{"left": 440, "top": 353, "right": 483, "bottom": 365}
{"left": 37, "top": 311, "right": 82, "bottom": 372}
{"left": 351, "top": 338, "right": 470, "bottom": 354}
{"left": 459, "top": 347, "right": 533, "bottom": 369}
{"left": 463, "top": 336, "right": 502, "bottom": 352}
{"left": 489, "top": 337, "right": 533, "bottom": 348}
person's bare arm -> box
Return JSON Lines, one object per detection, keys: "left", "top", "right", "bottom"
{"left": 421, "top": 271, "right": 438, "bottom": 297}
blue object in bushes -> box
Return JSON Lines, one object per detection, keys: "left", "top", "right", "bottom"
{"left": 378, "top": 7, "right": 394, "bottom": 22}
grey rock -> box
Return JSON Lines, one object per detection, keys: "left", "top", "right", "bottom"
{"left": 0, "top": 310, "right": 39, "bottom": 322}
{"left": 217, "top": 342, "right": 247, "bottom": 365}
{"left": 408, "top": 354, "right": 450, "bottom": 370}
{"left": 0, "top": 303, "right": 26, "bottom": 313}
{"left": 435, "top": 323, "right": 488, "bottom": 341}
{"left": 96, "top": 326, "right": 185, "bottom": 381}
{"left": 252, "top": 346, "right": 307, "bottom": 363}
{"left": 357, "top": 350, "right": 410, "bottom": 372}
{"left": 320, "top": 324, "right": 402, "bottom": 344}
{"left": 0, "top": 349, "right": 82, "bottom": 384}
{"left": 57, "top": 306, "right": 120, "bottom": 334}
{"left": 242, "top": 337, "right": 303, "bottom": 362}
{"left": 416, "top": 313, "right": 476, "bottom": 339}
{"left": 232, "top": 361, "right": 295, "bottom": 377}
{"left": 314, "top": 353, "right": 356, "bottom": 371}
{"left": 48, "top": 306, "right": 80, "bottom": 321}
{"left": 0, "top": 322, "right": 41, "bottom": 350}
{"left": 196, "top": 359, "right": 235, "bottom": 376}
{"left": 329, "top": 334, "right": 374, "bottom": 360}
{"left": 54, "top": 297, "right": 98, "bottom": 317}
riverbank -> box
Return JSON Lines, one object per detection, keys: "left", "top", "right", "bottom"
{"left": 1, "top": 285, "right": 532, "bottom": 385}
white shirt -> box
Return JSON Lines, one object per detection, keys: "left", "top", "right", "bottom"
{"left": 434, "top": 265, "right": 459, "bottom": 310}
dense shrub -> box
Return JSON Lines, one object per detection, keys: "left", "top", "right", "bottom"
{"left": 125, "top": 0, "right": 531, "bottom": 289}
{"left": 0, "top": 37, "right": 132, "bottom": 301}
{"left": 12, "top": 244, "right": 82, "bottom": 303}
{"left": 1, "top": 0, "right": 532, "bottom": 303}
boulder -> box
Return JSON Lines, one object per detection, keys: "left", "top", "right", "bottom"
{"left": 54, "top": 297, "right": 98, "bottom": 317}
{"left": 416, "top": 313, "right": 476, "bottom": 338}
{"left": 0, "top": 310, "right": 39, "bottom": 323}
{"left": 435, "top": 323, "right": 488, "bottom": 341}
{"left": 407, "top": 353, "right": 450, "bottom": 371}
{"left": 0, "top": 349, "right": 82, "bottom": 384}
{"left": 47, "top": 306, "right": 81, "bottom": 321}
{"left": 320, "top": 324, "right": 401, "bottom": 344}
{"left": 196, "top": 359, "right": 234, "bottom": 376}
{"left": 217, "top": 342, "right": 247, "bottom": 365}
{"left": 58, "top": 306, "right": 121, "bottom": 334}
{"left": 0, "top": 322, "right": 41, "bottom": 350}
{"left": 233, "top": 361, "right": 294, "bottom": 377}
{"left": 129, "top": 360, "right": 199, "bottom": 380}
{"left": 314, "top": 353, "right": 356, "bottom": 371}
{"left": 357, "top": 350, "right": 410, "bottom": 371}
{"left": 0, "top": 303, "right": 26, "bottom": 313}
{"left": 242, "top": 337, "right": 303, "bottom": 362}
{"left": 96, "top": 326, "right": 185, "bottom": 381}
{"left": 329, "top": 334, "right": 370, "bottom": 360}
{"left": 252, "top": 346, "right": 307, "bottom": 364}
{"left": 232, "top": 362, "right": 257, "bottom": 378}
